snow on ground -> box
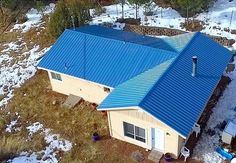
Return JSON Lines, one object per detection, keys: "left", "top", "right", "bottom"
{"left": 90, "top": 3, "right": 184, "bottom": 29}
{"left": 196, "top": 0, "right": 236, "bottom": 46}
{"left": 5, "top": 112, "right": 20, "bottom": 132}
{"left": 11, "top": 3, "right": 55, "bottom": 33}
{"left": 90, "top": 0, "right": 236, "bottom": 48}
{"left": 26, "top": 122, "right": 44, "bottom": 137}
{"left": 9, "top": 122, "right": 72, "bottom": 163}
{"left": 1, "top": 0, "right": 236, "bottom": 162}
{"left": 0, "top": 43, "right": 50, "bottom": 108}
{"left": 0, "top": 2, "right": 72, "bottom": 163}
{"left": 192, "top": 58, "right": 236, "bottom": 163}
{"left": 90, "top": 1, "right": 236, "bottom": 162}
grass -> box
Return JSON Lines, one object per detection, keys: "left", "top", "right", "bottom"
{"left": 0, "top": 70, "right": 150, "bottom": 163}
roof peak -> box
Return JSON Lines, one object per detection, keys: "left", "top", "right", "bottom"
{"left": 64, "top": 26, "right": 179, "bottom": 56}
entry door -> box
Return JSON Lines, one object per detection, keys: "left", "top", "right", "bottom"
{"left": 152, "top": 128, "right": 165, "bottom": 151}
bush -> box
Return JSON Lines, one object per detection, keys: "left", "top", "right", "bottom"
{"left": 93, "top": 6, "right": 106, "bottom": 16}
{"left": 17, "top": 15, "right": 28, "bottom": 24}
{"left": 48, "top": 0, "right": 91, "bottom": 38}
{"left": 155, "top": 0, "right": 213, "bottom": 17}
{"left": 48, "top": 1, "right": 71, "bottom": 38}
{"left": 0, "top": 135, "right": 28, "bottom": 161}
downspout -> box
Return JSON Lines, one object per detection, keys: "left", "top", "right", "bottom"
{"left": 107, "top": 111, "right": 113, "bottom": 137}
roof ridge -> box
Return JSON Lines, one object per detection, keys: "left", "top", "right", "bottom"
{"left": 138, "top": 32, "right": 201, "bottom": 107}
{"left": 98, "top": 58, "right": 176, "bottom": 109}
{"left": 67, "top": 27, "right": 179, "bottom": 55}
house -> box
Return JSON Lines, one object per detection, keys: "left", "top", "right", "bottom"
{"left": 38, "top": 25, "right": 232, "bottom": 158}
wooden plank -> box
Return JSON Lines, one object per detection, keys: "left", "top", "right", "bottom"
{"left": 62, "top": 94, "right": 82, "bottom": 108}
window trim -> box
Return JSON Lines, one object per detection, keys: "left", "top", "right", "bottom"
{"left": 50, "top": 72, "right": 62, "bottom": 81}
{"left": 123, "top": 122, "right": 146, "bottom": 143}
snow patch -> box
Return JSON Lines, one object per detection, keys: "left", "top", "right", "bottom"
{"left": 0, "top": 44, "right": 51, "bottom": 108}
{"left": 5, "top": 113, "right": 20, "bottom": 132}
{"left": 11, "top": 3, "right": 55, "bottom": 33}
{"left": 90, "top": 0, "right": 236, "bottom": 47}
{"left": 9, "top": 122, "right": 72, "bottom": 163}
{"left": 26, "top": 122, "right": 43, "bottom": 137}
{"left": 193, "top": 58, "right": 236, "bottom": 163}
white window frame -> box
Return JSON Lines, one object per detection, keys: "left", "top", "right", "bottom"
{"left": 50, "top": 72, "right": 62, "bottom": 81}
{"left": 123, "top": 122, "right": 146, "bottom": 143}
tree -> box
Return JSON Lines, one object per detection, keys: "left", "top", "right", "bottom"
{"left": 48, "top": 1, "right": 71, "bottom": 38}
{"left": 36, "top": 1, "right": 45, "bottom": 14}
{"left": 153, "top": 0, "right": 213, "bottom": 18}
{"left": 48, "top": 0, "right": 91, "bottom": 38}
{"left": 176, "top": 0, "right": 210, "bottom": 25}
{"left": 118, "top": 0, "right": 125, "bottom": 19}
{"left": 127, "top": 0, "right": 151, "bottom": 19}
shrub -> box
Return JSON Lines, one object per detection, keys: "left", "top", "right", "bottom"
{"left": 155, "top": 0, "right": 213, "bottom": 17}
{"left": 0, "top": 135, "right": 28, "bottom": 161}
{"left": 93, "top": 6, "right": 106, "bottom": 16}
{"left": 48, "top": 0, "right": 91, "bottom": 38}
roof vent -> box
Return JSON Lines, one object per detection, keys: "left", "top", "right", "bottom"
{"left": 192, "top": 56, "right": 197, "bottom": 77}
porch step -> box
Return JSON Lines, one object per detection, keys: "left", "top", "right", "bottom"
{"left": 62, "top": 94, "right": 82, "bottom": 108}
{"left": 148, "top": 150, "right": 163, "bottom": 162}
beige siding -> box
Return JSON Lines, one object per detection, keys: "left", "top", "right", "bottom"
{"left": 108, "top": 109, "right": 185, "bottom": 158}
{"left": 48, "top": 71, "right": 110, "bottom": 104}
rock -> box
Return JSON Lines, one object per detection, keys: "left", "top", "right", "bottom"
{"left": 53, "top": 135, "right": 57, "bottom": 140}
{"left": 131, "top": 150, "right": 144, "bottom": 162}
{"left": 36, "top": 153, "right": 43, "bottom": 160}
{"left": 224, "top": 28, "right": 230, "bottom": 32}
{"left": 3, "top": 85, "right": 8, "bottom": 92}
{"left": 52, "top": 100, "right": 57, "bottom": 105}
{"left": 206, "top": 129, "right": 216, "bottom": 136}
{"left": 215, "top": 121, "right": 227, "bottom": 131}
{"left": 231, "top": 29, "right": 236, "bottom": 34}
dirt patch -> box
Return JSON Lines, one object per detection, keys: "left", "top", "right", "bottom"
{"left": 180, "top": 20, "right": 205, "bottom": 32}
{"left": 1, "top": 70, "right": 154, "bottom": 162}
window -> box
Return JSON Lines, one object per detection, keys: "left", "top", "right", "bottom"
{"left": 123, "top": 122, "right": 146, "bottom": 143}
{"left": 124, "top": 122, "right": 134, "bottom": 138}
{"left": 51, "top": 72, "right": 62, "bottom": 81}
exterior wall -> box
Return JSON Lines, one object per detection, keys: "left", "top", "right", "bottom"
{"left": 108, "top": 109, "right": 185, "bottom": 158}
{"left": 47, "top": 71, "right": 111, "bottom": 104}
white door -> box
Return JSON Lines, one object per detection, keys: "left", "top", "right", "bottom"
{"left": 152, "top": 128, "right": 165, "bottom": 151}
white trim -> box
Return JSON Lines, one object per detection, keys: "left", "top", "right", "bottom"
{"left": 39, "top": 68, "right": 186, "bottom": 139}
{"left": 151, "top": 127, "right": 165, "bottom": 152}
{"left": 107, "top": 111, "right": 113, "bottom": 137}
{"left": 38, "top": 67, "right": 114, "bottom": 89}
{"left": 48, "top": 71, "right": 63, "bottom": 83}
{"left": 182, "top": 75, "right": 226, "bottom": 146}
{"left": 50, "top": 72, "right": 63, "bottom": 82}
{"left": 98, "top": 106, "right": 139, "bottom": 111}
{"left": 100, "top": 105, "right": 187, "bottom": 138}
{"left": 123, "top": 121, "right": 147, "bottom": 145}
{"left": 138, "top": 107, "right": 187, "bottom": 139}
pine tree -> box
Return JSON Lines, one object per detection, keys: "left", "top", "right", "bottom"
{"left": 127, "top": 0, "right": 151, "bottom": 19}
{"left": 48, "top": 0, "right": 91, "bottom": 38}
{"left": 48, "top": 1, "right": 71, "bottom": 38}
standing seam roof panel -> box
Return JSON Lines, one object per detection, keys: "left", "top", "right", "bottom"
{"left": 38, "top": 29, "right": 178, "bottom": 88}
{"left": 139, "top": 32, "right": 232, "bottom": 137}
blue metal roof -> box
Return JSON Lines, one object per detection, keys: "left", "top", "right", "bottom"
{"left": 38, "top": 25, "right": 232, "bottom": 138}
{"left": 99, "top": 32, "right": 232, "bottom": 137}
{"left": 162, "top": 32, "right": 195, "bottom": 52}
{"left": 38, "top": 27, "right": 177, "bottom": 88}
{"left": 77, "top": 25, "right": 179, "bottom": 52}
{"left": 77, "top": 26, "right": 194, "bottom": 53}
{"left": 98, "top": 58, "right": 175, "bottom": 109}
{"left": 138, "top": 32, "right": 232, "bottom": 137}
